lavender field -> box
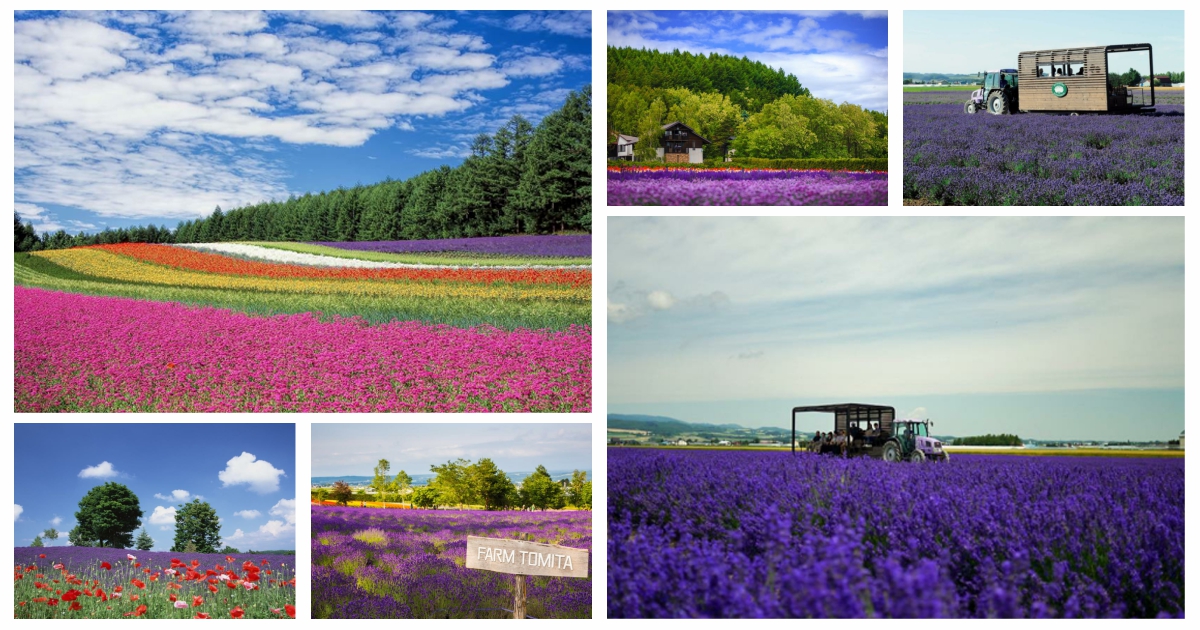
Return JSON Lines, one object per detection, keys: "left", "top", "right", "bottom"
{"left": 608, "top": 168, "right": 887, "bottom": 206}
{"left": 608, "top": 450, "right": 1183, "bottom": 618}
{"left": 903, "top": 90, "right": 1184, "bottom": 205}
{"left": 312, "top": 506, "right": 591, "bottom": 619}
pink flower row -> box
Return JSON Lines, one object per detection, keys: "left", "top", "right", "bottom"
{"left": 15, "top": 287, "right": 591, "bottom": 412}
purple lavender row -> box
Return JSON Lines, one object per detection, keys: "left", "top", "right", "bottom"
{"left": 904, "top": 89, "right": 1185, "bottom": 105}
{"left": 608, "top": 170, "right": 888, "bottom": 206}
{"left": 904, "top": 103, "right": 1184, "bottom": 205}
{"left": 14, "top": 547, "right": 294, "bottom": 571}
{"left": 311, "top": 235, "right": 591, "bottom": 258}
{"left": 608, "top": 450, "right": 1183, "bottom": 618}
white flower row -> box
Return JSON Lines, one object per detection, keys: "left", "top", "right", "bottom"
{"left": 175, "top": 243, "right": 589, "bottom": 269}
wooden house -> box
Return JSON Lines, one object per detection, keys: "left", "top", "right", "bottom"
{"left": 1017, "top": 43, "right": 1155, "bottom": 113}
{"left": 613, "top": 133, "right": 638, "bottom": 160}
{"left": 655, "top": 121, "right": 710, "bottom": 163}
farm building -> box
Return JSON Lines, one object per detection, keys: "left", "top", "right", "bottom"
{"left": 656, "top": 121, "right": 710, "bottom": 164}
{"left": 1141, "top": 75, "right": 1172, "bottom": 87}
{"left": 612, "top": 133, "right": 638, "bottom": 160}
{"left": 1016, "top": 43, "right": 1156, "bottom": 112}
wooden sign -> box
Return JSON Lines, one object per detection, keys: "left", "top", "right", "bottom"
{"left": 465, "top": 535, "right": 589, "bottom": 579}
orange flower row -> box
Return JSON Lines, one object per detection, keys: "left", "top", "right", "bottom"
{"left": 91, "top": 243, "right": 590, "bottom": 287}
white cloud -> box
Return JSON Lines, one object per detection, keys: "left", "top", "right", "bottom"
{"left": 506, "top": 11, "right": 591, "bottom": 37}
{"left": 234, "top": 509, "right": 262, "bottom": 519}
{"left": 15, "top": 505, "right": 23, "bottom": 521}
{"left": 78, "top": 461, "right": 119, "bottom": 478}
{"left": 224, "top": 500, "right": 295, "bottom": 548}
{"left": 148, "top": 505, "right": 177, "bottom": 526}
{"left": 154, "top": 490, "right": 197, "bottom": 502}
{"left": 50, "top": 516, "right": 62, "bottom": 526}
{"left": 15, "top": 18, "right": 138, "bottom": 80}
{"left": 219, "top": 452, "right": 286, "bottom": 494}
{"left": 269, "top": 498, "right": 297, "bottom": 525}
{"left": 647, "top": 290, "right": 677, "bottom": 310}
{"left": 502, "top": 55, "right": 564, "bottom": 78}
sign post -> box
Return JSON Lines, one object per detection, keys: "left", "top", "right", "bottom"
{"left": 465, "top": 535, "right": 589, "bottom": 619}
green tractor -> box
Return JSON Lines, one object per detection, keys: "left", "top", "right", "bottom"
{"left": 964, "top": 69, "right": 1020, "bottom": 115}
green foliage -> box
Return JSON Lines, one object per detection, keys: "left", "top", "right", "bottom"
{"left": 171, "top": 499, "right": 222, "bottom": 554}
{"left": 469, "top": 458, "right": 518, "bottom": 511}
{"left": 43, "top": 528, "right": 59, "bottom": 541}
{"left": 520, "top": 465, "right": 566, "bottom": 511}
{"left": 730, "top": 157, "right": 888, "bottom": 171}
{"left": 390, "top": 470, "right": 413, "bottom": 505}
{"left": 568, "top": 470, "right": 591, "bottom": 509}
{"left": 429, "top": 458, "right": 476, "bottom": 508}
{"left": 953, "top": 434, "right": 1024, "bottom": 447}
{"left": 220, "top": 545, "right": 241, "bottom": 554}
{"left": 135, "top": 527, "right": 154, "bottom": 551}
{"left": 331, "top": 481, "right": 353, "bottom": 506}
{"left": 74, "top": 482, "right": 143, "bottom": 548}
{"left": 513, "top": 87, "right": 592, "bottom": 233}
{"left": 372, "top": 459, "right": 392, "bottom": 502}
{"left": 30, "top": 535, "right": 44, "bottom": 547}
{"left": 608, "top": 46, "right": 809, "bottom": 112}
{"left": 410, "top": 486, "right": 440, "bottom": 509}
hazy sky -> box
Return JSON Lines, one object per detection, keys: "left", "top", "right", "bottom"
{"left": 904, "top": 11, "right": 1184, "bottom": 75}
{"left": 608, "top": 217, "right": 1184, "bottom": 441}
{"left": 609, "top": 10, "right": 888, "bottom": 112}
{"left": 311, "top": 423, "right": 592, "bottom": 477}
{"left": 15, "top": 424, "right": 295, "bottom": 550}
{"left": 15, "top": 10, "right": 589, "bottom": 234}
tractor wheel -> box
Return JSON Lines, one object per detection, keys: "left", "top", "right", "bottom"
{"left": 909, "top": 449, "right": 926, "bottom": 463}
{"left": 967, "top": 102, "right": 978, "bottom": 114}
{"left": 963, "top": 102, "right": 970, "bottom": 114}
{"left": 882, "top": 441, "right": 902, "bottom": 462}
{"left": 987, "top": 91, "right": 1010, "bottom": 115}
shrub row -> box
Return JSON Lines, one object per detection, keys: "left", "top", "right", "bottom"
{"left": 606, "top": 158, "right": 887, "bottom": 171}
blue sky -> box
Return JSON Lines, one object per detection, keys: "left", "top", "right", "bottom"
{"left": 311, "top": 423, "right": 592, "bottom": 479}
{"left": 608, "top": 10, "right": 888, "bottom": 112}
{"left": 14, "top": 10, "right": 591, "bottom": 235}
{"left": 608, "top": 218, "right": 1184, "bottom": 442}
{"left": 15, "top": 424, "right": 296, "bottom": 551}
{"left": 905, "top": 11, "right": 1184, "bottom": 75}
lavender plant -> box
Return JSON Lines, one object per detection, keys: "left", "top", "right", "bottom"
{"left": 312, "top": 506, "right": 591, "bottom": 619}
{"left": 608, "top": 450, "right": 1183, "bottom": 618}
{"left": 608, "top": 169, "right": 887, "bottom": 206}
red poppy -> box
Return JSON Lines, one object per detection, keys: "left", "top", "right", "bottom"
{"left": 69, "top": 601, "right": 82, "bottom": 611}
{"left": 169, "top": 593, "right": 177, "bottom": 602}
{"left": 208, "top": 584, "right": 218, "bottom": 593}
{"left": 113, "top": 585, "right": 123, "bottom": 593}
{"left": 133, "top": 562, "right": 141, "bottom": 568}
{"left": 130, "top": 578, "right": 145, "bottom": 589}
{"left": 244, "top": 572, "right": 259, "bottom": 582}
{"left": 284, "top": 604, "right": 296, "bottom": 619}
{"left": 194, "top": 613, "right": 211, "bottom": 619}
{"left": 193, "top": 596, "right": 204, "bottom": 607}
{"left": 260, "top": 560, "right": 270, "bottom": 567}
{"left": 61, "top": 589, "right": 81, "bottom": 602}
{"left": 226, "top": 580, "right": 238, "bottom": 590}
{"left": 47, "top": 598, "right": 59, "bottom": 606}
{"left": 230, "top": 605, "right": 245, "bottom": 619}
{"left": 226, "top": 556, "right": 235, "bottom": 563}
{"left": 100, "top": 562, "right": 112, "bottom": 571}
{"left": 38, "top": 554, "right": 45, "bottom": 559}
{"left": 123, "top": 604, "right": 148, "bottom": 617}
{"left": 130, "top": 595, "right": 140, "bottom": 602}
{"left": 191, "top": 560, "right": 200, "bottom": 568}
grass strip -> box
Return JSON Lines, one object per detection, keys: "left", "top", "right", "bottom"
{"left": 247, "top": 241, "right": 591, "bottom": 267}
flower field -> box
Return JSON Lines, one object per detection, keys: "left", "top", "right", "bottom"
{"left": 14, "top": 548, "right": 294, "bottom": 619}
{"left": 608, "top": 167, "right": 887, "bottom": 206}
{"left": 312, "top": 506, "right": 591, "bottom": 619}
{"left": 608, "top": 450, "right": 1183, "bottom": 618}
{"left": 903, "top": 90, "right": 1184, "bottom": 205}
{"left": 14, "top": 236, "right": 591, "bottom": 412}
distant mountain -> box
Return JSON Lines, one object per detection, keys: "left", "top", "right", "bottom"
{"left": 608, "top": 414, "right": 790, "bottom": 437}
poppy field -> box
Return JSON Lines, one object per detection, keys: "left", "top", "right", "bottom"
{"left": 14, "top": 548, "right": 295, "bottom": 619}
{"left": 608, "top": 450, "right": 1183, "bottom": 618}
{"left": 14, "top": 236, "right": 591, "bottom": 412}
{"left": 608, "top": 167, "right": 887, "bottom": 206}
{"left": 903, "top": 90, "right": 1184, "bottom": 205}
{"left": 312, "top": 506, "right": 591, "bottom": 619}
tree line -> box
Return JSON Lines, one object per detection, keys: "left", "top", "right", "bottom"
{"left": 30, "top": 482, "right": 247, "bottom": 553}
{"left": 1108, "top": 68, "right": 1184, "bottom": 88}
{"left": 607, "top": 48, "right": 886, "bottom": 161}
{"left": 315, "top": 457, "right": 591, "bottom": 511}
{"left": 952, "top": 434, "right": 1024, "bottom": 447}
{"left": 13, "top": 88, "right": 591, "bottom": 253}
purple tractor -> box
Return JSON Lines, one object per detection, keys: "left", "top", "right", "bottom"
{"left": 791, "top": 403, "right": 949, "bottom": 463}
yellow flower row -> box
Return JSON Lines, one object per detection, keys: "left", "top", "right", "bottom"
{"left": 35, "top": 249, "right": 589, "bottom": 302}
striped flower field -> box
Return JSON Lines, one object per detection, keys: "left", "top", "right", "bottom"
{"left": 14, "top": 236, "right": 591, "bottom": 412}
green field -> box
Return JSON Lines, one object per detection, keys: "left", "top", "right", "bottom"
{"left": 903, "top": 85, "right": 979, "bottom": 92}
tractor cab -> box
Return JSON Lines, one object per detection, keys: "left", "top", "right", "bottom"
{"left": 967, "top": 69, "right": 1020, "bottom": 115}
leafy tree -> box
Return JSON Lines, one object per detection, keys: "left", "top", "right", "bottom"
{"left": 372, "top": 459, "right": 392, "bottom": 502}
{"left": 73, "top": 482, "right": 143, "bottom": 548}
{"left": 410, "top": 486, "right": 440, "bottom": 509}
{"left": 520, "top": 465, "right": 566, "bottom": 511}
{"left": 331, "top": 481, "right": 353, "bottom": 506}
{"left": 430, "top": 458, "right": 475, "bottom": 508}
{"left": 220, "top": 545, "right": 241, "bottom": 554}
{"left": 135, "top": 527, "right": 154, "bottom": 551}
{"left": 171, "top": 499, "right": 221, "bottom": 554}
{"left": 568, "top": 470, "right": 592, "bottom": 509}
{"left": 513, "top": 87, "right": 591, "bottom": 233}
{"left": 43, "top": 527, "right": 60, "bottom": 542}
{"left": 468, "top": 458, "right": 518, "bottom": 510}
{"left": 390, "top": 470, "right": 413, "bottom": 506}
{"left": 31, "top": 535, "right": 44, "bottom": 547}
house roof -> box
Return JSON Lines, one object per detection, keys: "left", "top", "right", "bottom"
{"left": 617, "top": 134, "right": 638, "bottom": 143}
{"left": 661, "top": 121, "right": 711, "bottom": 144}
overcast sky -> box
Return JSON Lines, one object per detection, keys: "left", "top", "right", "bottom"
{"left": 14, "top": 10, "right": 589, "bottom": 234}
{"left": 609, "top": 10, "right": 887, "bottom": 112}
{"left": 608, "top": 217, "right": 1184, "bottom": 441}
{"left": 311, "top": 423, "right": 592, "bottom": 477}
{"left": 904, "top": 11, "right": 1183, "bottom": 75}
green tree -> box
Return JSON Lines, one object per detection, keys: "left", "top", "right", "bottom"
{"left": 73, "top": 482, "right": 143, "bottom": 548}
{"left": 390, "top": 470, "right": 413, "bottom": 507}
{"left": 513, "top": 87, "right": 591, "bottom": 233}
{"left": 430, "top": 458, "right": 475, "bottom": 508}
{"left": 410, "top": 486, "right": 440, "bottom": 509}
{"left": 220, "top": 545, "right": 241, "bottom": 554}
{"left": 468, "top": 458, "right": 518, "bottom": 510}
{"left": 331, "top": 481, "right": 353, "bottom": 506}
{"left": 31, "top": 535, "right": 44, "bottom": 547}
{"left": 135, "top": 527, "right": 154, "bottom": 551}
{"left": 372, "top": 459, "right": 392, "bottom": 502}
{"left": 520, "top": 465, "right": 566, "bottom": 511}
{"left": 43, "top": 527, "right": 60, "bottom": 542}
{"left": 568, "top": 470, "right": 591, "bottom": 508}
{"left": 171, "top": 499, "right": 222, "bottom": 554}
